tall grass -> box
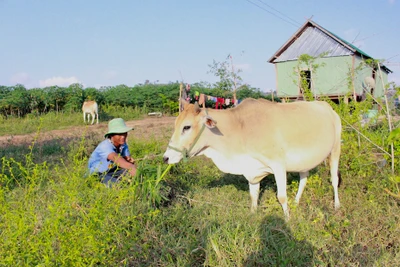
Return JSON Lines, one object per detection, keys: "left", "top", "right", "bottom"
{"left": 0, "top": 134, "right": 171, "bottom": 266}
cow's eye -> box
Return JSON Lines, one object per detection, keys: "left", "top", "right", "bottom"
{"left": 182, "top": 125, "right": 191, "bottom": 133}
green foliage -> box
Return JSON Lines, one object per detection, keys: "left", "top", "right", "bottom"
{"left": 388, "top": 127, "right": 400, "bottom": 143}
{"left": 363, "top": 58, "right": 384, "bottom": 72}
{"left": 292, "top": 53, "right": 327, "bottom": 101}
{"left": 0, "top": 74, "right": 282, "bottom": 120}
{"left": 0, "top": 84, "right": 30, "bottom": 117}
{"left": 159, "top": 93, "right": 179, "bottom": 116}
{"left": 0, "top": 83, "right": 183, "bottom": 119}
{"left": 208, "top": 54, "right": 242, "bottom": 92}
{"left": 0, "top": 132, "right": 171, "bottom": 266}
{"left": 236, "top": 84, "right": 281, "bottom": 102}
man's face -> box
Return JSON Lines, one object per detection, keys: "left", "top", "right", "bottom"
{"left": 111, "top": 132, "right": 128, "bottom": 147}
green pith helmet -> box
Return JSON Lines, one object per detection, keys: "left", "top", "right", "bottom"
{"left": 104, "top": 118, "right": 133, "bottom": 138}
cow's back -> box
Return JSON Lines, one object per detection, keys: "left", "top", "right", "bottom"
{"left": 229, "top": 99, "right": 340, "bottom": 172}
{"left": 82, "top": 101, "right": 98, "bottom": 112}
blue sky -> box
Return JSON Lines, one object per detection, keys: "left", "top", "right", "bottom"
{"left": 1, "top": 0, "right": 399, "bottom": 92}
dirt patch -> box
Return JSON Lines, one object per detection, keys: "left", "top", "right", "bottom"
{"left": 0, "top": 116, "right": 176, "bottom": 148}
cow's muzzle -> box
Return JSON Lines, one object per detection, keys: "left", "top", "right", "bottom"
{"left": 164, "top": 146, "right": 189, "bottom": 163}
{"left": 163, "top": 156, "right": 169, "bottom": 164}
{"left": 164, "top": 122, "right": 206, "bottom": 164}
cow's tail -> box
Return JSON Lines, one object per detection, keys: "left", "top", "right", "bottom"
{"left": 338, "top": 170, "right": 342, "bottom": 188}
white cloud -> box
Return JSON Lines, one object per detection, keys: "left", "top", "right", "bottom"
{"left": 10, "top": 72, "right": 30, "bottom": 85}
{"left": 39, "top": 76, "right": 80, "bottom": 87}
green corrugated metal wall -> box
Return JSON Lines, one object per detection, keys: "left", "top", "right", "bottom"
{"left": 275, "top": 55, "right": 389, "bottom": 99}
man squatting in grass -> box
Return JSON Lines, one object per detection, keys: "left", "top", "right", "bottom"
{"left": 88, "top": 118, "right": 137, "bottom": 186}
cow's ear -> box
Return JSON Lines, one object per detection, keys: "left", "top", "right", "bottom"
{"left": 203, "top": 115, "right": 217, "bottom": 128}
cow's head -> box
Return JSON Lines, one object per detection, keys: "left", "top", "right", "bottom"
{"left": 163, "top": 100, "right": 216, "bottom": 164}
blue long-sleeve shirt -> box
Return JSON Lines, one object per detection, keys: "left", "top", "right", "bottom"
{"left": 88, "top": 139, "right": 131, "bottom": 174}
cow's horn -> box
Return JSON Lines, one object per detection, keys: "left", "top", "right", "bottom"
{"left": 194, "top": 101, "right": 201, "bottom": 114}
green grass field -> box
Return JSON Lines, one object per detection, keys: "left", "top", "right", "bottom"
{"left": 0, "top": 105, "right": 145, "bottom": 136}
{"left": 0, "top": 105, "right": 399, "bottom": 266}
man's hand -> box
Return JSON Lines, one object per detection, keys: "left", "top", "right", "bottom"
{"left": 128, "top": 167, "right": 137, "bottom": 177}
{"left": 108, "top": 152, "right": 137, "bottom": 176}
{"left": 123, "top": 156, "right": 135, "bottom": 164}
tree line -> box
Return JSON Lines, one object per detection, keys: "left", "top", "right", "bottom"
{"left": 0, "top": 82, "right": 278, "bottom": 118}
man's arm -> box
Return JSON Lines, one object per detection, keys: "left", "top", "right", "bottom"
{"left": 123, "top": 155, "right": 135, "bottom": 164}
{"left": 107, "top": 152, "right": 136, "bottom": 176}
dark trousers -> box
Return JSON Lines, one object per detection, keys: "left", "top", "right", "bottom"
{"left": 98, "top": 167, "right": 127, "bottom": 187}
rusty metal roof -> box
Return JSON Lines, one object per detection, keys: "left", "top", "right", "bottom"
{"left": 272, "top": 26, "right": 353, "bottom": 62}
{"left": 268, "top": 20, "right": 392, "bottom": 73}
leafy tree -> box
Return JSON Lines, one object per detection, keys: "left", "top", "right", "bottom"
{"left": 29, "top": 88, "right": 47, "bottom": 115}
{"left": 208, "top": 54, "right": 243, "bottom": 100}
{"left": 43, "top": 86, "right": 67, "bottom": 112}
{"left": 64, "top": 83, "right": 84, "bottom": 112}
{"left": 84, "top": 87, "right": 104, "bottom": 105}
{"left": 3, "top": 84, "right": 30, "bottom": 117}
{"left": 0, "top": 86, "right": 12, "bottom": 118}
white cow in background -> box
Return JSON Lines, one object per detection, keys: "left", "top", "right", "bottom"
{"left": 82, "top": 100, "right": 99, "bottom": 124}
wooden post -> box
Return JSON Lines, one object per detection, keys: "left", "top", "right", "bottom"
{"left": 309, "top": 65, "right": 317, "bottom": 100}
{"left": 378, "top": 63, "right": 394, "bottom": 174}
{"left": 352, "top": 56, "right": 357, "bottom": 101}
{"left": 179, "top": 82, "right": 183, "bottom": 114}
{"left": 230, "top": 55, "right": 238, "bottom": 106}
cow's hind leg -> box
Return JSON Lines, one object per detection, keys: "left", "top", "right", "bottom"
{"left": 331, "top": 112, "right": 342, "bottom": 210}
{"left": 249, "top": 182, "right": 260, "bottom": 213}
{"left": 90, "top": 112, "right": 95, "bottom": 125}
{"left": 295, "top": 171, "right": 309, "bottom": 204}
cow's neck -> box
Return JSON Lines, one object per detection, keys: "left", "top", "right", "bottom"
{"left": 200, "top": 108, "right": 268, "bottom": 177}
{"left": 204, "top": 108, "right": 237, "bottom": 139}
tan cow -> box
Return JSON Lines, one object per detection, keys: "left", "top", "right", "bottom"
{"left": 163, "top": 98, "right": 342, "bottom": 219}
{"left": 82, "top": 100, "right": 99, "bottom": 124}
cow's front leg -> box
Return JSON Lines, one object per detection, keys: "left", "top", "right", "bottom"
{"left": 249, "top": 182, "right": 260, "bottom": 212}
{"left": 273, "top": 166, "right": 289, "bottom": 220}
